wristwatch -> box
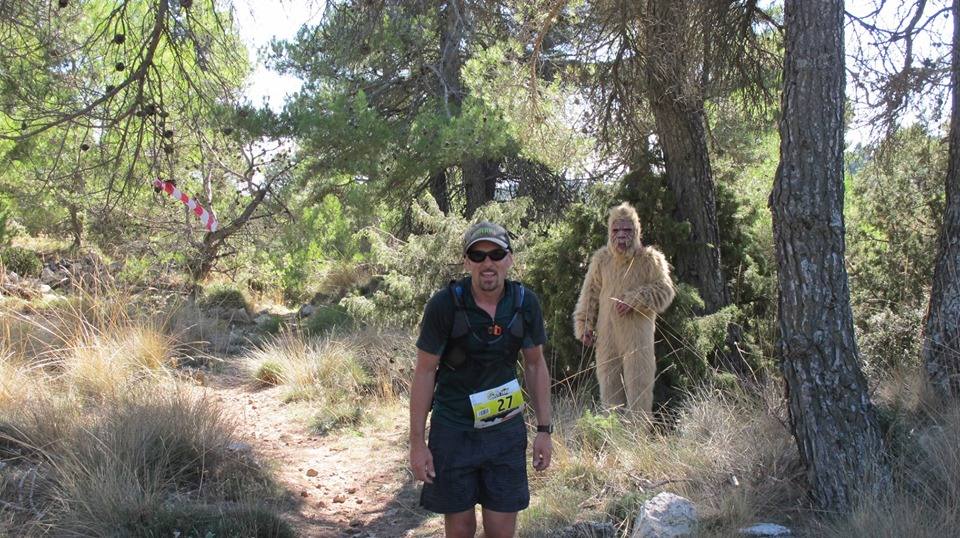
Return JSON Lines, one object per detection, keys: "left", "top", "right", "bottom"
{"left": 536, "top": 424, "right": 553, "bottom": 434}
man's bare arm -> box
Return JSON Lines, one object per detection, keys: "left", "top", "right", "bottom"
{"left": 409, "top": 349, "right": 440, "bottom": 483}
{"left": 522, "top": 345, "right": 553, "bottom": 471}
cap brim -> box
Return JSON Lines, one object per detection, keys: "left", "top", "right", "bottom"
{"left": 464, "top": 238, "right": 510, "bottom": 252}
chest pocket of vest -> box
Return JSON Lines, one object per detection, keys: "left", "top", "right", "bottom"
{"left": 440, "top": 282, "right": 525, "bottom": 371}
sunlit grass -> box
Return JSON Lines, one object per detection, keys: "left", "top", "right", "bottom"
{"left": 0, "top": 287, "right": 290, "bottom": 536}
{"left": 523, "top": 381, "right": 802, "bottom": 536}
{"left": 244, "top": 329, "right": 416, "bottom": 435}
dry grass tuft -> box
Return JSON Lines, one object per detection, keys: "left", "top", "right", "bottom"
{"left": 245, "top": 334, "right": 371, "bottom": 434}
{"left": 244, "top": 328, "right": 415, "bottom": 434}
{"left": 0, "top": 287, "right": 290, "bottom": 536}
{"left": 61, "top": 324, "right": 177, "bottom": 399}
{"left": 246, "top": 334, "right": 370, "bottom": 399}
{"left": 815, "top": 369, "right": 960, "bottom": 538}
{"left": 523, "top": 382, "right": 803, "bottom": 536}
{"left": 0, "top": 386, "right": 287, "bottom": 536}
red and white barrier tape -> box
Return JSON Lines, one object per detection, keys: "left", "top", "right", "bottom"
{"left": 152, "top": 179, "right": 219, "bottom": 232}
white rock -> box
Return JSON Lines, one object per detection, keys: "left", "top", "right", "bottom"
{"left": 40, "top": 266, "right": 57, "bottom": 284}
{"left": 231, "top": 308, "right": 251, "bottom": 324}
{"left": 631, "top": 492, "right": 697, "bottom": 538}
{"left": 38, "top": 284, "right": 52, "bottom": 294}
{"left": 228, "top": 329, "right": 247, "bottom": 345}
{"left": 553, "top": 521, "right": 615, "bottom": 537}
{"left": 739, "top": 523, "right": 792, "bottom": 536}
{"left": 254, "top": 313, "right": 273, "bottom": 325}
{"left": 227, "top": 441, "right": 252, "bottom": 453}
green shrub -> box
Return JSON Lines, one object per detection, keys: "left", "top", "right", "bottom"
{"left": 847, "top": 126, "right": 944, "bottom": 310}
{"left": 199, "top": 283, "right": 251, "bottom": 312}
{"left": 575, "top": 409, "right": 626, "bottom": 451}
{"left": 855, "top": 305, "right": 925, "bottom": 377}
{"left": 0, "top": 205, "right": 9, "bottom": 247}
{"left": 253, "top": 360, "right": 284, "bottom": 386}
{"left": 121, "top": 503, "right": 295, "bottom": 537}
{"left": 117, "top": 255, "right": 152, "bottom": 286}
{"left": 309, "top": 400, "right": 363, "bottom": 435}
{"left": 0, "top": 246, "right": 42, "bottom": 277}
{"left": 257, "top": 314, "right": 285, "bottom": 335}
{"left": 305, "top": 304, "right": 353, "bottom": 335}
{"left": 524, "top": 199, "right": 609, "bottom": 386}
{"left": 343, "top": 194, "right": 535, "bottom": 327}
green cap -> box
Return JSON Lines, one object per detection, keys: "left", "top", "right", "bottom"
{"left": 463, "top": 221, "right": 511, "bottom": 253}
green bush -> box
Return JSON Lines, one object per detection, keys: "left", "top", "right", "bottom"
{"left": 121, "top": 503, "right": 295, "bottom": 538}
{"left": 524, "top": 199, "right": 609, "bottom": 387}
{"left": 575, "top": 409, "right": 626, "bottom": 451}
{"left": 257, "top": 314, "right": 285, "bottom": 335}
{"left": 847, "top": 126, "right": 944, "bottom": 310}
{"left": 0, "top": 246, "right": 42, "bottom": 277}
{"left": 304, "top": 304, "right": 353, "bottom": 335}
{"left": 198, "top": 283, "right": 251, "bottom": 312}
{"left": 118, "top": 255, "right": 152, "bottom": 286}
{"left": 342, "top": 194, "right": 535, "bottom": 327}
{"left": 253, "top": 360, "right": 285, "bottom": 386}
{"left": 525, "top": 166, "right": 774, "bottom": 407}
{"left": 0, "top": 205, "right": 9, "bottom": 247}
{"left": 855, "top": 305, "right": 925, "bottom": 377}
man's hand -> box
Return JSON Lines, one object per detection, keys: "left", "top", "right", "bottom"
{"left": 580, "top": 329, "right": 595, "bottom": 347}
{"left": 532, "top": 433, "right": 552, "bottom": 471}
{"left": 614, "top": 298, "right": 632, "bottom": 317}
{"left": 410, "top": 442, "right": 435, "bottom": 484}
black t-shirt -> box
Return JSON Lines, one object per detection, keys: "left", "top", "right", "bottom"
{"left": 416, "top": 278, "right": 547, "bottom": 430}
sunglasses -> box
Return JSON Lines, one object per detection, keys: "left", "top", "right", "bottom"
{"left": 466, "top": 248, "right": 509, "bottom": 263}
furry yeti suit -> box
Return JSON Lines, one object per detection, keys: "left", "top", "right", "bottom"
{"left": 573, "top": 202, "right": 675, "bottom": 421}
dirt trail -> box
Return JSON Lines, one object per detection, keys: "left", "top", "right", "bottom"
{"left": 201, "top": 369, "right": 444, "bottom": 538}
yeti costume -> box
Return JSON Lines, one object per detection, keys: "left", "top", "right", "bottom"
{"left": 573, "top": 202, "right": 676, "bottom": 421}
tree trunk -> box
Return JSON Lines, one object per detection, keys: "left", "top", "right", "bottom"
{"left": 923, "top": 0, "right": 960, "bottom": 399}
{"left": 771, "top": 0, "right": 890, "bottom": 511}
{"left": 67, "top": 204, "right": 83, "bottom": 250}
{"left": 438, "top": 0, "right": 496, "bottom": 217}
{"left": 644, "top": 0, "right": 728, "bottom": 314}
{"left": 463, "top": 159, "right": 499, "bottom": 218}
{"left": 189, "top": 243, "right": 217, "bottom": 282}
{"left": 429, "top": 169, "right": 450, "bottom": 214}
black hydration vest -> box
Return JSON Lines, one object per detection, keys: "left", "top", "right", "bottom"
{"left": 440, "top": 280, "right": 526, "bottom": 371}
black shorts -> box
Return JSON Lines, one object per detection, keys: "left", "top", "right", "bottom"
{"left": 420, "top": 416, "right": 529, "bottom": 514}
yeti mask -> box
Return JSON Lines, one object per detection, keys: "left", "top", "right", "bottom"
{"left": 607, "top": 202, "right": 643, "bottom": 258}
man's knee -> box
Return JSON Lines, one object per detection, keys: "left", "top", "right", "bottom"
{"left": 445, "top": 510, "right": 477, "bottom": 538}
{"left": 481, "top": 508, "right": 518, "bottom": 538}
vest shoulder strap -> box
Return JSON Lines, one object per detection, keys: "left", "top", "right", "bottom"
{"left": 448, "top": 280, "right": 469, "bottom": 338}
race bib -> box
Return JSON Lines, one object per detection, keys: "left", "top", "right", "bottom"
{"left": 469, "top": 378, "right": 524, "bottom": 429}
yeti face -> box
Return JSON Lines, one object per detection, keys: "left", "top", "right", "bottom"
{"left": 609, "top": 218, "right": 636, "bottom": 254}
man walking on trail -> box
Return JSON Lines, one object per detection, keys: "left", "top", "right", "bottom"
{"left": 573, "top": 202, "right": 675, "bottom": 424}
{"left": 409, "top": 221, "right": 553, "bottom": 538}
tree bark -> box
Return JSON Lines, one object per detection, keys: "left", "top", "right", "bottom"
{"left": 438, "top": 0, "right": 497, "bottom": 217}
{"left": 771, "top": 0, "right": 890, "bottom": 511}
{"left": 67, "top": 203, "right": 83, "bottom": 250}
{"left": 462, "top": 159, "right": 499, "bottom": 218}
{"left": 923, "top": 0, "right": 960, "bottom": 399}
{"left": 644, "top": 0, "right": 728, "bottom": 314}
{"left": 429, "top": 169, "right": 450, "bottom": 215}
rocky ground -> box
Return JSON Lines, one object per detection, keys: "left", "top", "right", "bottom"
{"left": 201, "top": 367, "right": 445, "bottom": 538}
